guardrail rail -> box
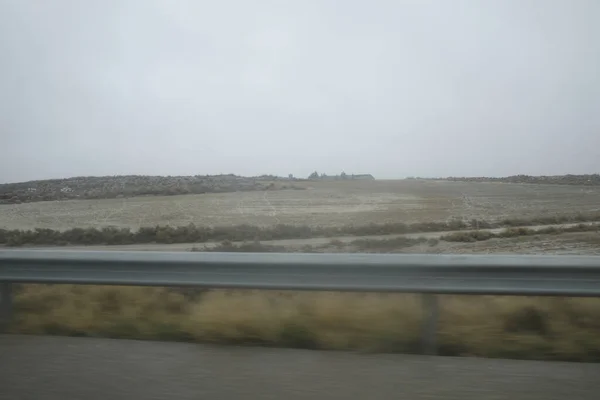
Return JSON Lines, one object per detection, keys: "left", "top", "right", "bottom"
{"left": 2, "top": 250, "right": 600, "bottom": 354}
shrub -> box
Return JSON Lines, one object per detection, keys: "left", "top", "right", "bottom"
{"left": 350, "top": 237, "right": 427, "bottom": 251}
{"left": 3, "top": 213, "right": 600, "bottom": 247}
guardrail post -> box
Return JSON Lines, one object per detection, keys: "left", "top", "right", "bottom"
{"left": 0, "top": 282, "right": 13, "bottom": 332}
{"left": 421, "top": 294, "right": 439, "bottom": 355}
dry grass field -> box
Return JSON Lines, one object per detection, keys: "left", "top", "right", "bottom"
{"left": 11, "top": 286, "right": 600, "bottom": 362}
{"left": 4, "top": 178, "right": 600, "bottom": 361}
{"left": 2, "top": 180, "right": 600, "bottom": 231}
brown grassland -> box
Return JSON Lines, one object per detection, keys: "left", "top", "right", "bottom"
{"left": 3, "top": 179, "right": 600, "bottom": 361}
{"left": 10, "top": 285, "right": 600, "bottom": 362}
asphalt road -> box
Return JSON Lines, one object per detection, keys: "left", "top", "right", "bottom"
{"left": 1, "top": 335, "right": 599, "bottom": 400}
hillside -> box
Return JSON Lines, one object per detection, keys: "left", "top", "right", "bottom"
{"left": 0, "top": 174, "right": 301, "bottom": 204}
{"left": 442, "top": 174, "right": 600, "bottom": 186}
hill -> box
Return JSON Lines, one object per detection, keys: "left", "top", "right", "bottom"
{"left": 0, "top": 174, "right": 301, "bottom": 204}
{"left": 439, "top": 174, "right": 600, "bottom": 186}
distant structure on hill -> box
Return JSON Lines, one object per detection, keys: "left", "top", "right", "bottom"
{"left": 307, "top": 171, "right": 375, "bottom": 180}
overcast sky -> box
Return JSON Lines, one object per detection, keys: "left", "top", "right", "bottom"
{"left": 1, "top": 0, "right": 599, "bottom": 183}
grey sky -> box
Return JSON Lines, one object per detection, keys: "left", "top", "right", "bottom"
{"left": 1, "top": 0, "right": 599, "bottom": 183}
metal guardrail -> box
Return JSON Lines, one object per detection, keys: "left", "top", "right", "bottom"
{"left": 2, "top": 250, "right": 600, "bottom": 354}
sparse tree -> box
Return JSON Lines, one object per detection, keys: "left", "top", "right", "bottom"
{"left": 308, "top": 171, "right": 319, "bottom": 179}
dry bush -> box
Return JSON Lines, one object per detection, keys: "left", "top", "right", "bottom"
{"left": 577, "top": 233, "right": 600, "bottom": 246}
{"left": 440, "top": 231, "right": 494, "bottom": 242}
{"left": 13, "top": 285, "right": 192, "bottom": 341}
{"left": 438, "top": 296, "right": 600, "bottom": 361}
{"left": 427, "top": 238, "right": 440, "bottom": 247}
{"left": 10, "top": 285, "right": 600, "bottom": 361}
{"left": 3, "top": 212, "right": 600, "bottom": 247}
{"left": 349, "top": 236, "right": 427, "bottom": 251}
{"left": 182, "top": 291, "right": 422, "bottom": 351}
{"left": 441, "top": 224, "right": 600, "bottom": 243}
{"left": 192, "top": 241, "right": 313, "bottom": 253}
{"left": 328, "top": 239, "right": 345, "bottom": 249}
